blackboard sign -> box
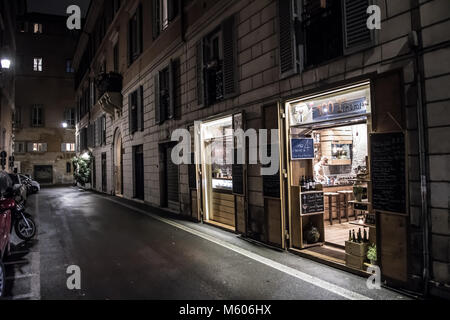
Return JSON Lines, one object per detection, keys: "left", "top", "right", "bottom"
{"left": 370, "top": 132, "right": 406, "bottom": 214}
{"left": 232, "top": 164, "right": 244, "bottom": 195}
{"left": 263, "top": 170, "right": 280, "bottom": 198}
{"left": 300, "top": 192, "right": 325, "bottom": 215}
{"left": 291, "top": 138, "right": 315, "bottom": 160}
{"left": 188, "top": 153, "right": 196, "bottom": 189}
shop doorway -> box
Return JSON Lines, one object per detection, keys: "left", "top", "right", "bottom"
{"left": 198, "top": 116, "right": 236, "bottom": 231}
{"left": 113, "top": 129, "right": 123, "bottom": 196}
{"left": 133, "top": 145, "right": 144, "bottom": 200}
{"left": 161, "top": 143, "right": 179, "bottom": 210}
{"left": 285, "top": 82, "right": 376, "bottom": 272}
{"left": 101, "top": 153, "right": 107, "bottom": 193}
{"left": 34, "top": 165, "right": 53, "bottom": 184}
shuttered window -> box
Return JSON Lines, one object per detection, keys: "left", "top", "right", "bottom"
{"left": 343, "top": 0, "right": 373, "bottom": 53}
{"left": 31, "top": 104, "right": 44, "bottom": 127}
{"left": 155, "top": 59, "right": 178, "bottom": 124}
{"left": 153, "top": 0, "right": 179, "bottom": 39}
{"left": 278, "top": 0, "right": 298, "bottom": 77}
{"left": 128, "top": 4, "right": 143, "bottom": 65}
{"left": 198, "top": 15, "right": 238, "bottom": 107}
{"left": 129, "top": 86, "right": 144, "bottom": 134}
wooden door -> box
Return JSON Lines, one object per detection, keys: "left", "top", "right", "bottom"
{"left": 133, "top": 145, "right": 144, "bottom": 200}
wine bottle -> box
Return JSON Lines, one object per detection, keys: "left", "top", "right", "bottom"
{"left": 363, "top": 229, "right": 368, "bottom": 243}
{"left": 352, "top": 230, "right": 356, "bottom": 242}
{"left": 301, "top": 176, "right": 305, "bottom": 192}
{"left": 349, "top": 230, "right": 352, "bottom": 242}
{"left": 357, "top": 228, "right": 362, "bottom": 243}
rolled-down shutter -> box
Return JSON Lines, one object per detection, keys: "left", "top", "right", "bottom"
{"left": 343, "top": 0, "right": 373, "bottom": 53}
{"left": 222, "top": 15, "right": 238, "bottom": 98}
{"left": 196, "top": 40, "right": 204, "bottom": 107}
{"left": 154, "top": 73, "right": 161, "bottom": 125}
{"left": 278, "top": 0, "right": 297, "bottom": 78}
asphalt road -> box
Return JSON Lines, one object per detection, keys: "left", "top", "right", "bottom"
{"left": 5, "top": 187, "right": 412, "bottom": 300}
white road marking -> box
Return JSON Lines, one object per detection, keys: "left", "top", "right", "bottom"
{"left": 104, "top": 196, "right": 372, "bottom": 300}
{"left": 6, "top": 273, "right": 38, "bottom": 281}
{"left": 11, "top": 293, "right": 35, "bottom": 300}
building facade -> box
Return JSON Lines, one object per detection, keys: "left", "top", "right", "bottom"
{"left": 0, "top": 0, "right": 23, "bottom": 167}
{"left": 73, "top": 0, "right": 450, "bottom": 298}
{"left": 14, "top": 13, "right": 78, "bottom": 184}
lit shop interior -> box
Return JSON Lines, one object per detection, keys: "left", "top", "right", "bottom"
{"left": 286, "top": 82, "right": 377, "bottom": 270}
{"left": 198, "top": 116, "right": 236, "bottom": 230}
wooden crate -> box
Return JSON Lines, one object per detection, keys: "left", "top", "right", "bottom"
{"left": 345, "top": 253, "right": 366, "bottom": 270}
{"left": 345, "top": 241, "right": 368, "bottom": 257}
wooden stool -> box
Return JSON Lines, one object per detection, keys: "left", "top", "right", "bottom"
{"left": 324, "top": 192, "right": 339, "bottom": 225}
{"left": 338, "top": 190, "right": 354, "bottom": 222}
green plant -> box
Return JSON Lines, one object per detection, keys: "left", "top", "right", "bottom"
{"left": 367, "top": 244, "right": 377, "bottom": 263}
{"left": 72, "top": 153, "right": 92, "bottom": 186}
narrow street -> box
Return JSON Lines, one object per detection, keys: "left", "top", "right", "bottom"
{"left": 4, "top": 187, "right": 410, "bottom": 300}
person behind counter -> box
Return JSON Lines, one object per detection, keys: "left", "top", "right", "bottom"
{"left": 314, "top": 156, "right": 329, "bottom": 184}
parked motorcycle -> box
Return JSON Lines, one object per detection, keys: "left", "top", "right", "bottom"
{"left": 9, "top": 194, "right": 36, "bottom": 242}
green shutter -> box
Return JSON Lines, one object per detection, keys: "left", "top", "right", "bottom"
{"left": 278, "top": 0, "right": 297, "bottom": 78}
{"left": 222, "top": 15, "right": 238, "bottom": 98}
{"left": 154, "top": 73, "right": 161, "bottom": 124}
{"left": 168, "top": 60, "right": 175, "bottom": 119}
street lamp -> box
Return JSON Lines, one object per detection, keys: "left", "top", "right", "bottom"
{"left": 62, "top": 122, "right": 68, "bottom": 128}
{"left": 1, "top": 58, "right": 11, "bottom": 70}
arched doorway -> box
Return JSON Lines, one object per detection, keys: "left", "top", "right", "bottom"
{"left": 113, "top": 128, "right": 123, "bottom": 196}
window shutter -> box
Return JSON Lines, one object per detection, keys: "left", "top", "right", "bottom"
{"left": 102, "top": 115, "right": 106, "bottom": 145}
{"left": 61, "top": 143, "right": 67, "bottom": 152}
{"left": 168, "top": 60, "right": 175, "bottom": 120}
{"left": 42, "top": 143, "right": 48, "bottom": 152}
{"left": 27, "top": 143, "right": 33, "bottom": 152}
{"left": 196, "top": 40, "right": 204, "bottom": 107}
{"left": 137, "top": 4, "right": 143, "bottom": 55}
{"left": 137, "top": 86, "right": 144, "bottom": 131}
{"left": 152, "top": 0, "right": 160, "bottom": 39}
{"left": 154, "top": 73, "right": 161, "bottom": 125}
{"left": 222, "top": 15, "right": 238, "bottom": 98}
{"left": 343, "top": 0, "right": 373, "bottom": 54}
{"left": 278, "top": 0, "right": 297, "bottom": 78}
{"left": 127, "top": 19, "right": 132, "bottom": 65}
{"left": 128, "top": 93, "right": 133, "bottom": 134}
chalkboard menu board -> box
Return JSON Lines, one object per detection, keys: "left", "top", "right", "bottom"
{"left": 188, "top": 153, "right": 196, "bottom": 189}
{"left": 232, "top": 164, "right": 244, "bottom": 195}
{"left": 291, "top": 138, "right": 315, "bottom": 160}
{"left": 263, "top": 170, "right": 281, "bottom": 198}
{"left": 370, "top": 132, "right": 406, "bottom": 214}
{"left": 300, "top": 192, "right": 325, "bottom": 215}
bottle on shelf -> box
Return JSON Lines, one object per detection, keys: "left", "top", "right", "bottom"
{"left": 357, "top": 228, "right": 362, "bottom": 243}
{"left": 352, "top": 230, "right": 356, "bottom": 242}
{"left": 349, "top": 230, "right": 352, "bottom": 242}
{"left": 363, "top": 229, "right": 368, "bottom": 243}
{"left": 301, "top": 176, "right": 305, "bottom": 192}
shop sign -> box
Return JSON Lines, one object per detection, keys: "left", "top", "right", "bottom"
{"left": 291, "top": 138, "right": 314, "bottom": 160}
{"left": 290, "top": 97, "right": 369, "bottom": 126}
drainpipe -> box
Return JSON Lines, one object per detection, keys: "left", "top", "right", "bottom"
{"left": 411, "top": 27, "right": 430, "bottom": 297}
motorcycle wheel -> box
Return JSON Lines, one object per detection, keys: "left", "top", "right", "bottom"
{"left": 14, "top": 214, "right": 37, "bottom": 241}
{"left": 0, "top": 262, "right": 5, "bottom": 298}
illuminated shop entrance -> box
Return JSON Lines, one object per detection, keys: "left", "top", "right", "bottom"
{"left": 198, "top": 116, "right": 236, "bottom": 230}
{"left": 285, "top": 82, "right": 377, "bottom": 271}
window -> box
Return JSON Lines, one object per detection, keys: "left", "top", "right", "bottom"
{"left": 152, "top": 0, "right": 178, "bottom": 38}
{"left": 155, "top": 62, "right": 175, "bottom": 125}
{"left": 197, "top": 15, "right": 238, "bottom": 107}
{"left": 15, "top": 142, "right": 26, "bottom": 154}
{"left": 18, "top": 21, "right": 28, "bottom": 33}
{"left": 33, "top": 23, "right": 42, "bottom": 34}
{"left": 277, "top": 0, "right": 374, "bottom": 76}
{"left": 66, "top": 162, "right": 72, "bottom": 173}
{"left": 64, "top": 108, "right": 76, "bottom": 127}
{"left": 66, "top": 60, "right": 74, "bottom": 73}
{"left": 101, "top": 115, "right": 107, "bottom": 146}
{"left": 29, "top": 143, "right": 47, "bottom": 152}
{"left": 33, "top": 58, "right": 43, "bottom": 72}
{"left": 13, "top": 107, "right": 21, "bottom": 128}
{"left": 31, "top": 104, "right": 44, "bottom": 127}
{"left": 62, "top": 143, "right": 76, "bottom": 152}
{"left": 128, "top": 5, "right": 143, "bottom": 65}
{"left": 128, "top": 86, "right": 144, "bottom": 134}
{"left": 113, "top": 43, "right": 119, "bottom": 72}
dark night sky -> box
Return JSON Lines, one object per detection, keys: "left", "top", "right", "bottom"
{"left": 27, "top": 0, "right": 91, "bottom": 17}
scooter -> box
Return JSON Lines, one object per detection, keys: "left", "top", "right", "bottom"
{"left": 0, "top": 196, "right": 14, "bottom": 298}
{"left": 11, "top": 201, "right": 36, "bottom": 241}
{"left": 7, "top": 189, "right": 36, "bottom": 241}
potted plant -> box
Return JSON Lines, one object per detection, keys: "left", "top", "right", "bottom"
{"left": 367, "top": 244, "right": 377, "bottom": 265}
